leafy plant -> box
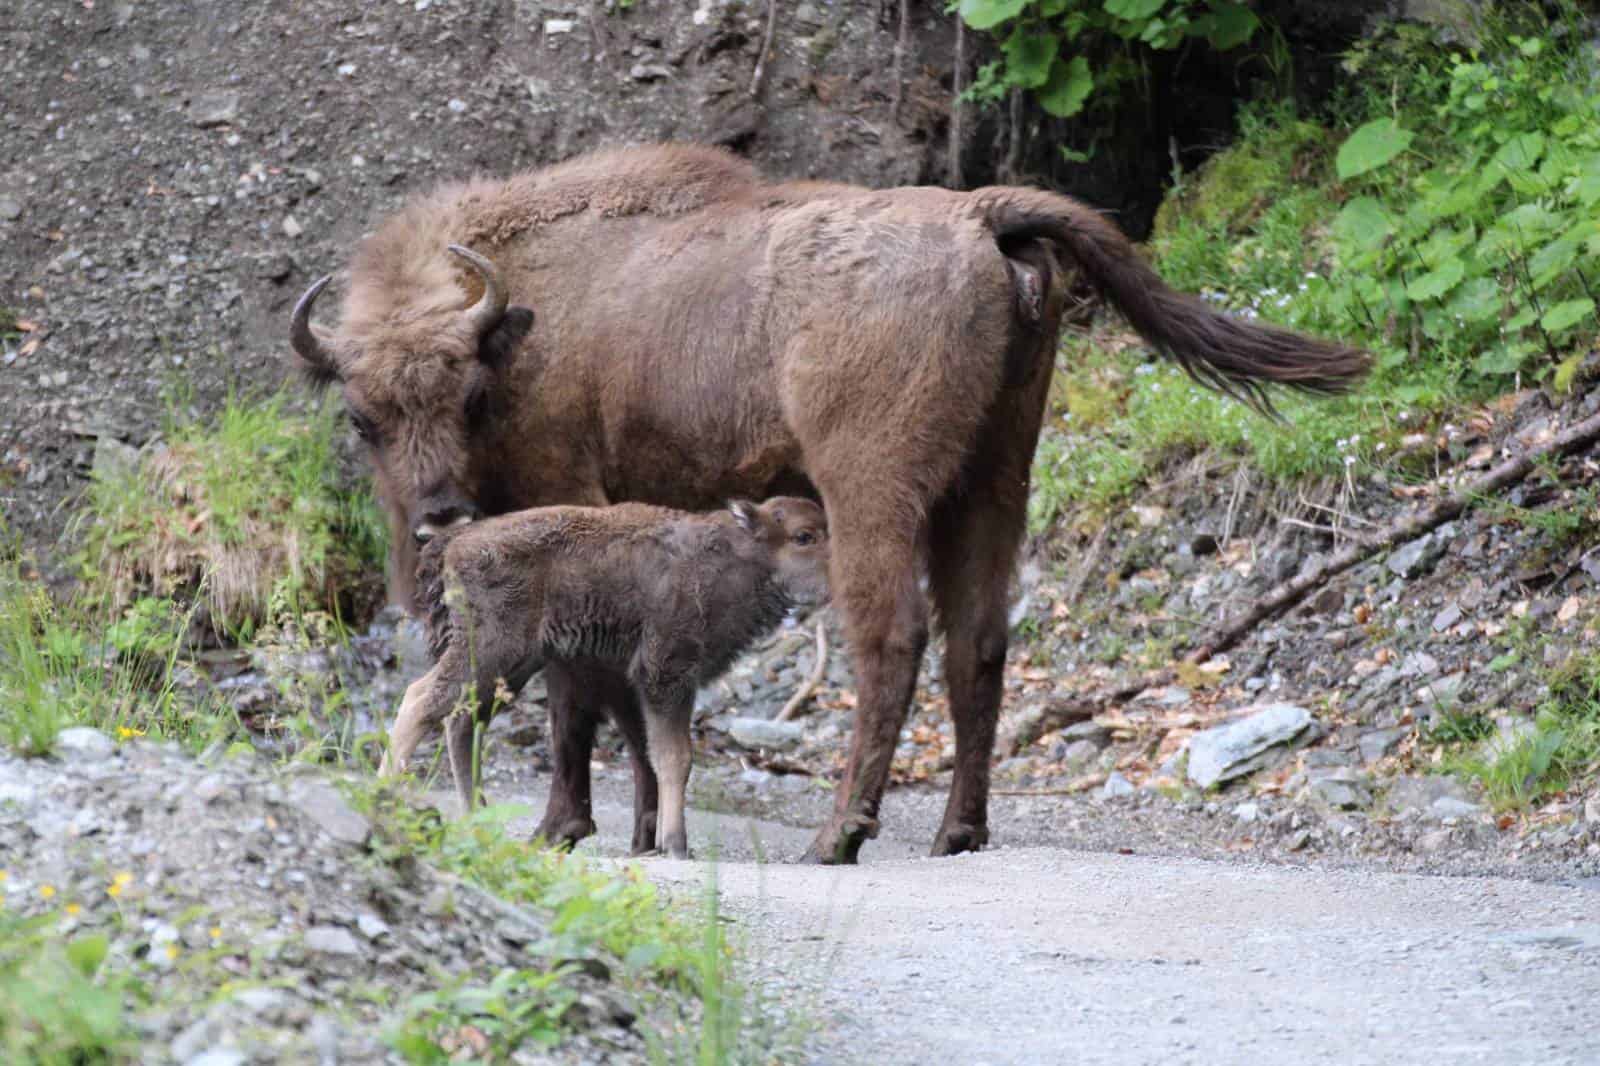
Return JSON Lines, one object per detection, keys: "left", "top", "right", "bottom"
{"left": 0, "top": 913, "right": 144, "bottom": 1064}
{"left": 956, "top": 0, "right": 1260, "bottom": 117}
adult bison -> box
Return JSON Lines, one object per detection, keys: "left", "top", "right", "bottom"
{"left": 289, "top": 143, "right": 1368, "bottom": 863}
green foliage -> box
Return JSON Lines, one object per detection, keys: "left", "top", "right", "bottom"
{"left": 1031, "top": 8, "right": 1600, "bottom": 527}
{"left": 0, "top": 912, "right": 144, "bottom": 1064}
{"left": 1449, "top": 651, "right": 1600, "bottom": 810}
{"left": 76, "top": 389, "right": 388, "bottom": 641}
{"left": 956, "top": 0, "right": 1259, "bottom": 116}
{"left": 0, "top": 548, "right": 232, "bottom": 756}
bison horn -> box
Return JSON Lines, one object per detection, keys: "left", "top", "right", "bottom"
{"left": 448, "top": 244, "right": 508, "bottom": 340}
{"left": 290, "top": 274, "right": 338, "bottom": 374}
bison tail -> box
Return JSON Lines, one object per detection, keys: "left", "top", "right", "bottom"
{"left": 974, "top": 187, "right": 1370, "bottom": 414}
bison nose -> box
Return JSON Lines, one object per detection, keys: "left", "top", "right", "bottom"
{"left": 413, "top": 501, "right": 480, "bottom": 545}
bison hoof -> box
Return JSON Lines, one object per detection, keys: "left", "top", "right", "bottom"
{"left": 800, "top": 813, "right": 878, "bottom": 865}
{"left": 533, "top": 814, "right": 597, "bottom": 850}
{"left": 629, "top": 813, "right": 660, "bottom": 857}
{"left": 930, "top": 821, "right": 988, "bottom": 857}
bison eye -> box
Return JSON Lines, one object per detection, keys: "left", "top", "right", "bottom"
{"left": 793, "top": 530, "right": 815, "bottom": 546}
{"left": 348, "top": 410, "right": 378, "bottom": 444}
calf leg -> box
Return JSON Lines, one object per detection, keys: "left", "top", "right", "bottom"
{"left": 642, "top": 689, "right": 695, "bottom": 859}
{"left": 801, "top": 508, "right": 929, "bottom": 865}
{"left": 533, "top": 661, "right": 601, "bottom": 848}
{"left": 594, "top": 673, "right": 660, "bottom": 856}
{"left": 380, "top": 655, "right": 464, "bottom": 780}
{"left": 444, "top": 700, "right": 491, "bottom": 816}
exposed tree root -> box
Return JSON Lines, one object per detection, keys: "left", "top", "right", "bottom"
{"left": 1000, "top": 402, "right": 1600, "bottom": 756}
{"left": 777, "top": 617, "right": 829, "bottom": 722}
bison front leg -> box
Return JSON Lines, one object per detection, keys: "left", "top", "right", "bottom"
{"left": 595, "top": 673, "right": 660, "bottom": 857}
{"left": 533, "top": 660, "right": 601, "bottom": 848}
{"left": 801, "top": 513, "right": 929, "bottom": 865}
{"left": 641, "top": 687, "right": 695, "bottom": 860}
{"left": 381, "top": 656, "right": 464, "bottom": 781}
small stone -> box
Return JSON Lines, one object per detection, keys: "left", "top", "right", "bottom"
{"left": 304, "top": 925, "right": 362, "bottom": 956}
{"left": 54, "top": 727, "right": 117, "bottom": 762}
{"left": 726, "top": 717, "right": 805, "bottom": 750}
{"left": 1286, "top": 829, "right": 1313, "bottom": 851}
{"left": 628, "top": 63, "right": 673, "bottom": 81}
{"left": 1308, "top": 586, "right": 1344, "bottom": 615}
{"left": 1101, "top": 771, "right": 1135, "bottom": 799}
{"left": 1232, "top": 801, "right": 1259, "bottom": 823}
{"left": 1387, "top": 535, "right": 1446, "bottom": 579}
{"left": 281, "top": 215, "right": 303, "bottom": 239}
{"left": 289, "top": 781, "right": 371, "bottom": 847}
{"left": 1432, "top": 603, "right": 1463, "bottom": 632}
{"left": 1058, "top": 739, "right": 1103, "bottom": 766}
{"left": 190, "top": 90, "right": 241, "bottom": 128}
{"left": 1309, "top": 770, "right": 1371, "bottom": 810}
{"left": 544, "top": 18, "right": 575, "bottom": 33}
{"left": 356, "top": 913, "right": 391, "bottom": 941}
{"left": 91, "top": 436, "right": 142, "bottom": 485}
{"left": 447, "top": 98, "right": 467, "bottom": 113}
{"left": 1586, "top": 794, "right": 1600, "bottom": 825}
{"left": 0, "top": 198, "right": 21, "bottom": 221}
{"left": 231, "top": 987, "right": 291, "bottom": 1014}
{"left": 1061, "top": 720, "right": 1111, "bottom": 746}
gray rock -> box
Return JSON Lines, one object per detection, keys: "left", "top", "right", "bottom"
{"left": 1308, "top": 770, "right": 1372, "bottom": 810}
{"left": 356, "top": 912, "right": 390, "bottom": 941}
{"left": 1232, "top": 801, "right": 1260, "bottom": 823}
{"left": 189, "top": 90, "right": 240, "bottom": 127}
{"left": 1060, "top": 720, "right": 1111, "bottom": 747}
{"left": 304, "top": 925, "right": 362, "bottom": 956}
{"left": 1385, "top": 774, "right": 1478, "bottom": 820}
{"left": 1359, "top": 727, "right": 1408, "bottom": 764}
{"left": 1429, "top": 796, "right": 1482, "bottom": 822}
{"left": 726, "top": 717, "right": 805, "bottom": 750}
{"left": 90, "top": 435, "right": 142, "bottom": 484}
{"left": 54, "top": 727, "right": 117, "bottom": 762}
{"left": 1186, "top": 703, "right": 1313, "bottom": 789}
{"left": 281, "top": 214, "right": 303, "bottom": 238}
{"left": 1586, "top": 794, "right": 1600, "bottom": 825}
{"left": 629, "top": 63, "right": 673, "bottom": 81}
{"left": 1414, "top": 672, "right": 1465, "bottom": 706}
{"left": 1387, "top": 535, "right": 1446, "bottom": 579}
{"left": 1059, "top": 739, "right": 1103, "bottom": 766}
{"left": 0, "top": 197, "right": 21, "bottom": 221}
{"left": 289, "top": 781, "right": 371, "bottom": 848}
{"left": 1432, "top": 603, "right": 1462, "bottom": 631}
{"left": 1101, "top": 772, "right": 1135, "bottom": 799}
{"left": 230, "top": 987, "right": 292, "bottom": 1014}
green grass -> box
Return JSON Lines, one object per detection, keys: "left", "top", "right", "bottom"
{"left": 1447, "top": 652, "right": 1600, "bottom": 810}
{"left": 0, "top": 912, "right": 145, "bottom": 1065}
{"left": 1030, "top": 4, "right": 1600, "bottom": 529}
{"left": 74, "top": 388, "right": 387, "bottom": 642}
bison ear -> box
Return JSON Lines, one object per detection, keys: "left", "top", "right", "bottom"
{"left": 478, "top": 305, "right": 535, "bottom": 368}
{"left": 728, "top": 499, "right": 759, "bottom": 533}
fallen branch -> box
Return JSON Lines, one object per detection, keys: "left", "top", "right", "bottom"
{"left": 776, "top": 617, "right": 828, "bottom": 721}
{"left": 1000, "top": 403, "right": 1600, "bottom": 755}
{"left": 993, "top": 772, "right": 1106, "bottom": 796}
{"left": 891, "top": 0, "right": 910, "bottom": 121}
{"left": 749, "top": 0, "right": 780, "bottom": 99}
{"left": 947, "top": 13, "right": 964, "bottom": 188}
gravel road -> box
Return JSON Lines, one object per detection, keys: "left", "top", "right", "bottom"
{"left": 481, "top": 768, "right": 1600, "bottom": 1066}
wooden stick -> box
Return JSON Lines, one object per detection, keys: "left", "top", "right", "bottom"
{"left": 948, "top": 13, "right": 964, "bottom": 188}
{"left": 750, "top": 0, "right": 780, "bottom": 99}
{"left": 777, "top": 617, "right": 829, "bottom": 721}
{"left": 891, "top": 0, "right": 910, "bottom": 121}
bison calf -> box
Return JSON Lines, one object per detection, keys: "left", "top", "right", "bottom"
{"left": 381, "top": 497, "right": 830, "bottom": 858}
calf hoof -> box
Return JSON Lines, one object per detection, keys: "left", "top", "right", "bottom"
{"left": 930, "top": 821, "right": 988, "bottom": 857}
{"left": 533, "top": 814, "right": 597, "bottom": 850}
{"left": 799, "top": 813, "right": 878, "bottom": 865}
{"left": 629, "top": 813, "right": 660, "bottom": 858}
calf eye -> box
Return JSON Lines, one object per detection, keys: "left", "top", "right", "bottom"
{"left": 793, "top": 530, "right": 815, "bottom": 546}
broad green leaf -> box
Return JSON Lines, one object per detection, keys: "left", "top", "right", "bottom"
{"left": 1039, "top": 0, "right": 1071, "bottom": 14}
{"left": 1038, "top": 56, "right": 1094, "bottom": 118}
{"left": 66, "top": 934, "right": 110, "bottom": 977}
{"left": 1332, "top": 196, "right": 1393, "bottom": 254}
{"left": 1528, "top": 233, "right": 1582, "bottom": 290}
{"left": 958, "top": 0, "right": 1030, "bottom": 31}
{"left": 1446, "top": 277, "right": 1503, "bottom": 324}
{"left": 1542, "top": 298, "right": 1595, "bottom": 333}
{"left": 1573, "top": 152, "right": 1600, "bottom": 206}
{"left": 1004, "top": 31, "right": 1059, "bottom": 90}
{"left": 1193, "top": 2, "right": 1258, "bottom": 49}
{"left": 1506, "top": 305, "right": 1540, "bottom": 331}
{"left": 1337, "top": 118, "right": 1414, "bottom": 180}
{"left": 1473, "top": 340, "right": 1534, "bottom": 376}
{"left": 1491, "top": 131, "right": 1545, "bottom": 175}
{"left": 1407, "top": 257, "right": 1465, "bottom": 301}
{"left": 1105, "top": 0, "right": 1166, "bottom": 19}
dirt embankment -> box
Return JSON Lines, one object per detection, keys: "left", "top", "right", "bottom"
{"left": 0, "top": 0, "right": 953, "bottom": 562}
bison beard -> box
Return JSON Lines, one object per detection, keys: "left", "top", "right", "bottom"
{"left": 290, "top": 143, "right": 1370, "bottom": 864}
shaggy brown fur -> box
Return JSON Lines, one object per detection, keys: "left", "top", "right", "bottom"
{"left": 383, "top": 496, "right": 829, "bottom": 858}
{"left": 291, "top": 142, "right": 1369, "bottom": 864}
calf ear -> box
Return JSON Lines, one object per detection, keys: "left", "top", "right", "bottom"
{"left": 728, "top": 499, "right": 759, "bottom": 533}
{"left": 478, "top": 306, "right": 535, "bottom": 368}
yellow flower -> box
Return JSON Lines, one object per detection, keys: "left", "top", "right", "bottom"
{"left": 116, "top": 726, "right": 146, "bottom": 740}
{"left": 65, "top": 902, "right": 81, "bottom": 916}
{"left": 209, "top": 926, "right": 222, "bottom": 940}
{"left": 165, "top": 944, "right": 180, "bottom": 961}
{"left": 0, "top": 870, "right": 8, "bottom": 883}
{"left": 39, "top": 884, "right": 55, "bottom": 900}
